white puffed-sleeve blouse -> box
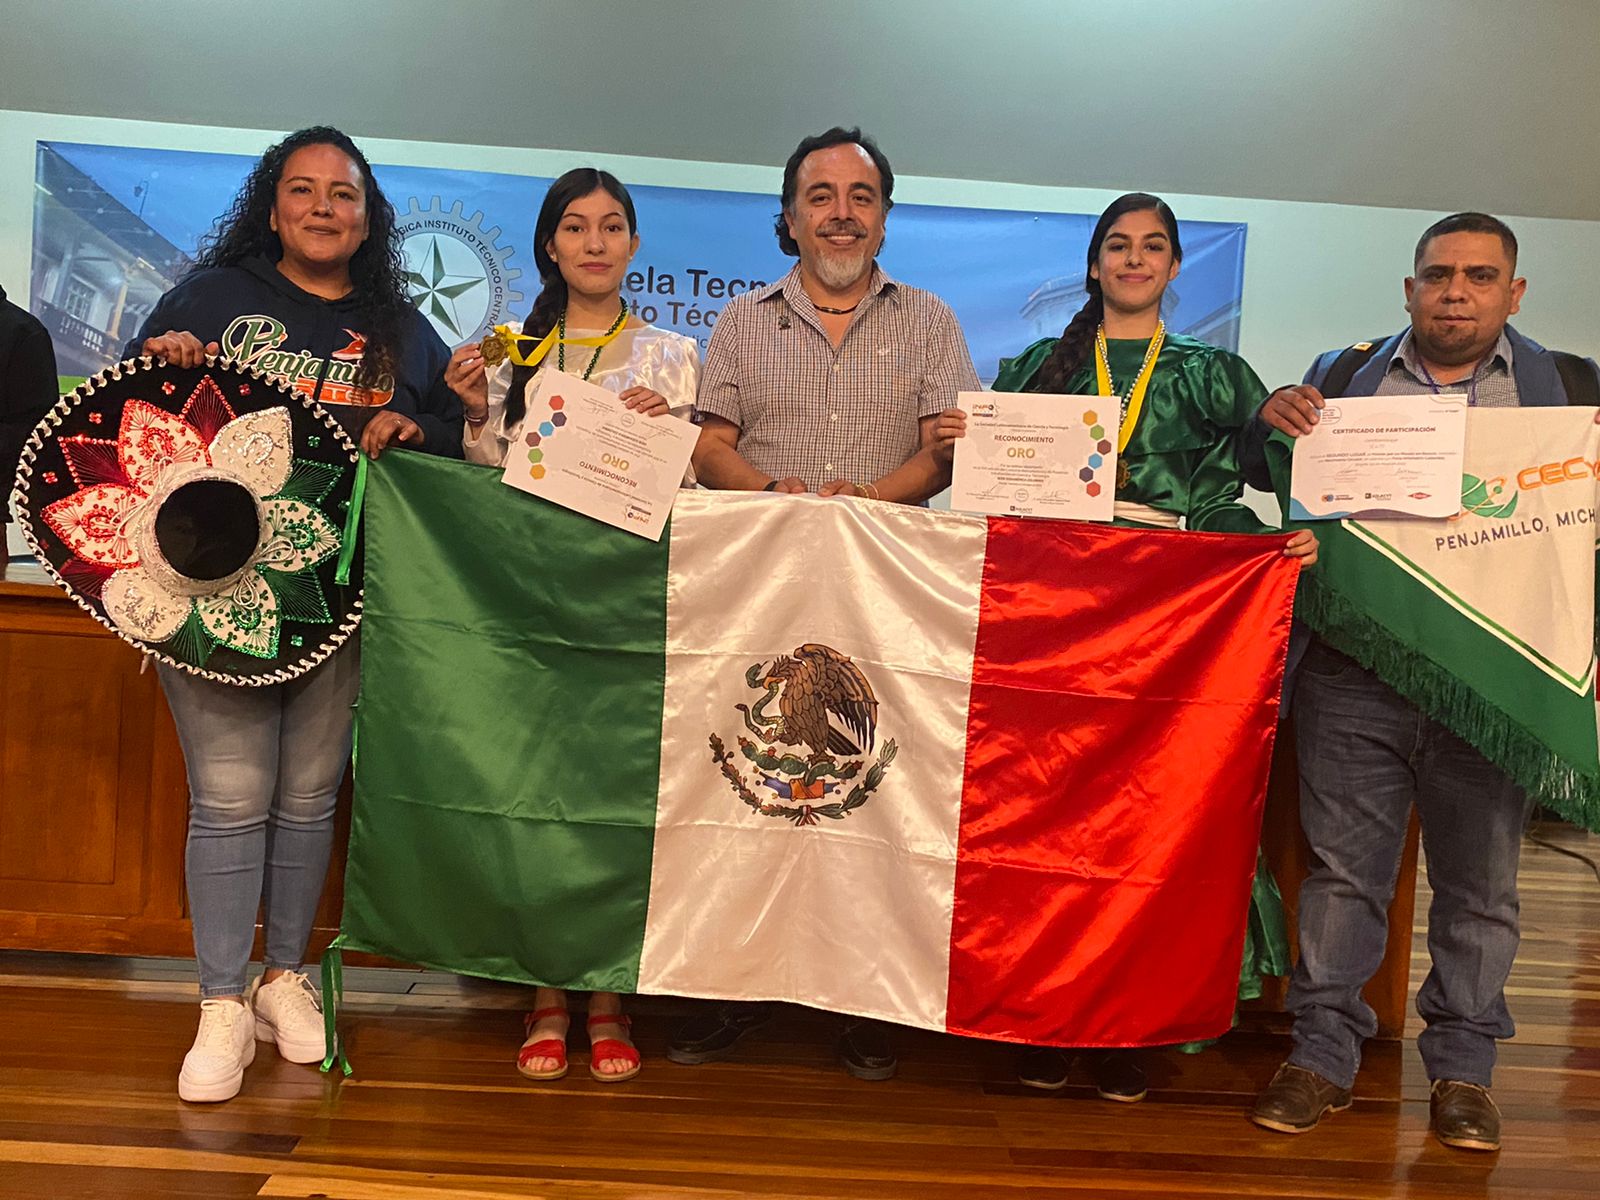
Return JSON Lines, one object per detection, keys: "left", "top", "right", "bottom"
{"left": 464, "top": 323, "right": 700, "bottom": 474}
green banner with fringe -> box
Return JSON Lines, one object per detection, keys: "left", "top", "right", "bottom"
{"left": 1271, "top": 406, "right": 1600, "bottom": 830}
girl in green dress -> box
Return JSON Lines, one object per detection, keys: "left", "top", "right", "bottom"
{"left": 936, "top": 192, "right": 1316, "bottom": 1102}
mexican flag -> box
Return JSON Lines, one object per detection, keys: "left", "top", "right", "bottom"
{"left": 1272, "top": 407, "right": 1600, "bottom": 830}
{"left": 335, "top": 453, "right": 1298, "bottom": 1048}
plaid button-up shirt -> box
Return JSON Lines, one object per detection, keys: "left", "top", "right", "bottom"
{"left": 1380, "top": 329, "right": 1519, "bottom": 407}
{"left": 696, "top": 264, "right": 979, "bottom": 488}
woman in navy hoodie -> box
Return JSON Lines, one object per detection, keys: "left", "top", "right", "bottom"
{"left": 128, "top": 126, "right": 461, "bottom": 1104}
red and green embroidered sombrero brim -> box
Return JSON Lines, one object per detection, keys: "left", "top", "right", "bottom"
{"left": 12, "top": 356, "right": 362, "bottom": 685}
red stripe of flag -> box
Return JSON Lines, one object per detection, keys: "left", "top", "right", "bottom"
{"left": 946, "top": 519, "right": 1298, "bottom": 1047}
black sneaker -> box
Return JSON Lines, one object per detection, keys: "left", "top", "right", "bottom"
{"left": 1087, "top": 1050, "right": 1147, "bottom": 1103}
{"left": 664, "top": 1002, "right": 775, "bottom": 1065}
{"left": 838, "top": 1019, "right": 897, "bottom": 1081}
{"left": 1017, "top": 1046, "right": 1071, "bottom": 1090}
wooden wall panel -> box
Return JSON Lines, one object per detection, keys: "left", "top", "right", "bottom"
{"left": 1, "top": 634, "right": 128, "bottom": 885}
{"left": 0, "top": 594, "right": 158, "bottom": 920}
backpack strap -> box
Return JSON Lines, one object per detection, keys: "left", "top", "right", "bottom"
{"left": 1551, "top": 351, "right": 1600, "bottom": 408}
{"left": 1318, "top": 340, "right": 1382, "bottom": 400}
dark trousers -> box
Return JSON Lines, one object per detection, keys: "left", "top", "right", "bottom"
{"left": 1286, "top": 641, "right": 1526, "bottom": 1089}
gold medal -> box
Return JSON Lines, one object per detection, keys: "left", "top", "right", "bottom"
{"left": 478, "top": 328, "right": 509, "bottom": 368}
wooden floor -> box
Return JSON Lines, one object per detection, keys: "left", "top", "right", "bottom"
{"left": 0, "top": 826, "right": 1595, "bottom": 1200}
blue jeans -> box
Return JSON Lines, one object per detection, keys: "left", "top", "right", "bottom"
{"left": 1286, "top": 640, "right": 1526, "bottom": 1089}
{"left": 158, "top": 644, "right": 359, "bottom": 997}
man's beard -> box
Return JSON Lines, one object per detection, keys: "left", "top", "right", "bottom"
{"left": 812, "top": 244, "right": 872, "bottom": 290}
{"left": 1419, "top": 319, "right": 1488, "bottom": 367}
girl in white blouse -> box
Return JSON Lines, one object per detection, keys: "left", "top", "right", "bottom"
{"left": 445, "top": 169, "right": 699, "bottom": 1084}
{"left": 450, "top": 168, "right": 699, "bottom": 469}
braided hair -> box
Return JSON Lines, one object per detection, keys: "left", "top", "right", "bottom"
{"left": 1031, "top": 193, "right": 1183, "bottom": 393}
{"left": 188, "top": 126, "right": 408, "bottom": 393}
{"left": 504, "top": 168, "right": 638, "bottom": 427}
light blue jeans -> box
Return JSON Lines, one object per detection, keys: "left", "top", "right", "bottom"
{"left": 158, "top": 644, "right": 359, "bottom": 997}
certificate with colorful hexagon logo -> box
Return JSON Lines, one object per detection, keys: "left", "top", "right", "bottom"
{"left": 499, "top": 368, "right": 699, "bottom": 541}
{"left": 950, "top": 391, "right": 1116, "bottom": 522}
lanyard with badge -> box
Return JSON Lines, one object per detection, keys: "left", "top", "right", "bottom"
{"left": 1416, "top": 355, "right": 1488, "bottom": 407}
{"left": 1094, "top": 320, "right": 1165, "bottom": 489}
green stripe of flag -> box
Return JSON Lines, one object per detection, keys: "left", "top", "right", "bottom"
{"left": 339, "top": 452, "right": 669, "bottom": 989}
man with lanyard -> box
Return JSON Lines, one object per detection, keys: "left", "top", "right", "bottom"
{"left": 1239, "top": 212, "right": 1600, "bottom": 1151}
{"left": 678, "top": 126, "right": 979, "bottom": 1080}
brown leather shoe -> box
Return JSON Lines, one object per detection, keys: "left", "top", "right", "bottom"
{"left": 1250, "top": 1063, "right": 1353, "bottom": 1133}
{"left": 1430, "top": 1080, "right": 1501, "bottom": 1151}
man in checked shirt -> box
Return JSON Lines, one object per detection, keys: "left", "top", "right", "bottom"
{"left": 690, "top": 126, "right": 979, "bottom": 503}
{"left": 673, "top": 128, "right": 977, "bottom": 1081}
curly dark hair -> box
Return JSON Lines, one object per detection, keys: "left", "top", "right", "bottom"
{"left": 773, "top": 126, "right": 894, "bottom": 257}
{"left": 504, "top": 168, "right": 637, "bottom": 428}
{"left": 1031, "top": 193, "right": 1183, "bottom": 393}
{"left": 188, "top": 125, "right": 410, "bottom": 392}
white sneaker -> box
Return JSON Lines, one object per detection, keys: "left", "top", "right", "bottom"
{"left": 249, "top": 970, "right": 327, "bottom": 1064}
{"left": 178, "top": 998, "right": 257, "bottom": 1103}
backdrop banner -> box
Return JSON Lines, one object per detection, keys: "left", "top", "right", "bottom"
{"left": 30, "top": 139, "right": 1247, "bottom": 387}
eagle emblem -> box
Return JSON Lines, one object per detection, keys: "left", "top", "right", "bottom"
{"left": 709, "top": 643, "right": 897, "bottom": 826}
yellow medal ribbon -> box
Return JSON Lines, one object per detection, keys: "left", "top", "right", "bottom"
{"left": 481, "top": 310, "right": 630, "bottom": 370}
{"left": 1093, "top": 321, "right": 1165, "bottom": 453}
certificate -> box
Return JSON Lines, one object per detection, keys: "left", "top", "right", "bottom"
{"left": 500, "top": 368, "right": 698, "bottom": 541}
{"left": 949, "top": 391, "right": 1116, "bottom": 521}
{"left": 1288, "top": 394, "right": 1468, "bottom": 520}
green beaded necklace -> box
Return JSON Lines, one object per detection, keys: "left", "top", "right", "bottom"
{"left": 557, "top": 299, "right": 629, "bottom": 381}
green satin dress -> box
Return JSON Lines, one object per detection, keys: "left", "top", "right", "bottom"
{"left": 994, "top": 332, "right": 1273, "bottom": 533}
{"left": 993, "top": 332, "right": 1291, "bottom": 1042}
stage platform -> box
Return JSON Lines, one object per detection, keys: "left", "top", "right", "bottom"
{"left": 0, "top": 826, "right": 1595, "bottom": 1199}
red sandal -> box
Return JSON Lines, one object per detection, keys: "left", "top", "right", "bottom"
{"left": 516, "top": 1006, "right": 570, "bottom": 1081}
{"left": 587, "top": 1012, "right": 641, "bottom": 1083}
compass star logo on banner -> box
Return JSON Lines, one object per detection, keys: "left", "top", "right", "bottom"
{"left": 397, "top": 197, "right": 524, "bottom": 344}
{"left": 708, "top": 643, "right": 898, "bottom": 826}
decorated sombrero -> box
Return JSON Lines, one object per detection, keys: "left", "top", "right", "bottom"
{"left": 11, "top": 356, "right": 362, "bottom": 685}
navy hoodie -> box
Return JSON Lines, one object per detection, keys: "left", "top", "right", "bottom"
{"left": 129, "top": 256, "right": 462, "bottom": 454}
